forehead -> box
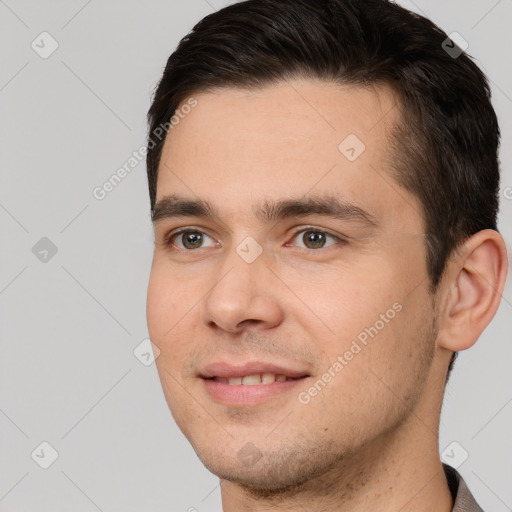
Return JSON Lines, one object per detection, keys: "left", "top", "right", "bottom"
{"left": 156, "top": 79, "right": 423, "bottom": 233}
{"left": 163, "top": 79, "right": 398, "bottom": 160}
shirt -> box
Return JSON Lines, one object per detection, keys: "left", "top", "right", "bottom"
{"left": 444, "top": 463, "right": 484, "bottom": 512}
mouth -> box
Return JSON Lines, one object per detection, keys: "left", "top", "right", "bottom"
{"left": 199, "top": 361, "right": 311, "bottom": 406}
{"left": 207, "top": 373, "right": 305, "bottom": 385}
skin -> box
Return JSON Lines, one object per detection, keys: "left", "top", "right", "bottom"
{"left": 146, "top": 79, "right": 508, "bottom": 511}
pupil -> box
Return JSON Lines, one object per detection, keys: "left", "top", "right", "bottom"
{"left": 304, "top": 231, "right": 325, "bottom": 248}
{"left": 183, "top": 232, "right": 203, "bottom": 249}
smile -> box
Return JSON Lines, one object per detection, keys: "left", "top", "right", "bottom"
{"left": 211, "top": 373, "right": 302, "bottom": 385}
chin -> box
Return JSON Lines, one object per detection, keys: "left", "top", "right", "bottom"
{"left": 193, "top": 439, "right": 344, "bottom": 494}
{"left": 203, "top": 459, "right": 308, "bottom": 492}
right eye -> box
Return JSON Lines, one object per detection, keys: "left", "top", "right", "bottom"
{"left": 164, "top": 229, "right": 219, "bottom": 251}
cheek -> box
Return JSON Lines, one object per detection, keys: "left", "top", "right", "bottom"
{"left": 147, "top": 262, "right": 201, "bottom": 376}
{"left": 146, "top": 270, "right": 171, "bottom": 343}
{"left": 278, "top": 260, "right": 397, "bottom": 342}
{"left": 148, "top": 271, "right": 196, "bottom": 424}
{"left": 288, "top": 257, "right": 427, "bottom": 390}
{"left": 146, "top": 260, "right": 192, "bottom": 341}
{"left": 299, "top": 306, "right": 433, "bottom": 445}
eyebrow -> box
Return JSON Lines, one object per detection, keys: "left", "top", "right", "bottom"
{"left": 151, "top": 193, "right": 379, "bottom": 229}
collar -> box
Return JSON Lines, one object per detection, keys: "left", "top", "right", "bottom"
{"left": 443, "top": 463, "right": 484, "bottom": 512}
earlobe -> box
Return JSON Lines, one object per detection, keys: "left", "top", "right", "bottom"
{"left": 436, "top": 229, "right": 509, "bottom": 352}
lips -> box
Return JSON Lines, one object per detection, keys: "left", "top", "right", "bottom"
{"left": 200, "top": 361, "right": 310, "bottom": 380}
{"left": 199, "top": 361, "right": 311, "bottom": 405}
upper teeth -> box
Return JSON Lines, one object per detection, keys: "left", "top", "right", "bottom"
{"left": 214, "top": 373, "right": 290, "bottom": 385}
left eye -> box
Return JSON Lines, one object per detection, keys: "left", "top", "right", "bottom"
{"left": 287, "top": 229, "right": 342, "bottom": 250}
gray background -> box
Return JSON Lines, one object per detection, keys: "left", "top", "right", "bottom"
{"left": 1, "top": 1, "right": 511, "bottom": 511}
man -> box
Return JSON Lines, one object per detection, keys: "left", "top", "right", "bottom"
{"left": 145, "top": 1, "right": 508, "bottom": 510}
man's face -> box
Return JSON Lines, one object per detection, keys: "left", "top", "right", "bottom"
{"left": 147, "top": 80, "right": 441, "bottom": 489}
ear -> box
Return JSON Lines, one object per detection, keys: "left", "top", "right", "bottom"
{"left": 436, "top": 229, "right": 509, "bottom": 352}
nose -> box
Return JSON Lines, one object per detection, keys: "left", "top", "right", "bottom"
{"left": 199, "top": 244, "right": 285, "bottom": 335}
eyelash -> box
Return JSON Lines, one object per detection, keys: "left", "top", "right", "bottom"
{"left": 163, "top": 227, "right": 346, "bottom": 252}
